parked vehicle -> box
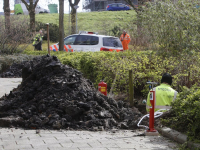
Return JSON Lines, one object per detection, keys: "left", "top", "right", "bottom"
{"left": 50, "top": 31, "right": 123, "bottom": 52}
{"left": 14, "top": 3, "right": 50, "bottom": 15}
{"left": 106, "top": 3, "right": 131, "bottom": 11}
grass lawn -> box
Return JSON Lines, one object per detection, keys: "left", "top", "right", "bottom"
{"left": 35, "top": 10, "right": 137, "bottom": 35}
{"left": 1, "top": 10, "right": 137, "bottom": 52}
{"left": 21, "top": 40, "right": 56, "bottom": 52}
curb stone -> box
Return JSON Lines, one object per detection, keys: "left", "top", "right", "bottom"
{"left": 156, "top": 126, "right": 200, "bottom": 149}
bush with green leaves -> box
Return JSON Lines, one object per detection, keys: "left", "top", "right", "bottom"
{"left": 110, "top": 26, "right": 122, "bottom": 38}
{"left": 35, "top": 21, "right": 59, "bottom": 42}
{"left": 0, "top": 16, "right": 32, "bottom": 54}
{"left": 161, "top": 85, "right": 200, "bottom": 141}
{"left": 58, "top": 52, "right": 83, "bottom": 69}
{"left": 138, "top": 0, "right": 200, "bottom": 55}
{"left": 0, "top": 54, "right": 35, "bottom": 73}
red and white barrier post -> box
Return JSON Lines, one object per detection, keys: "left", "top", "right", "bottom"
{"left": 147, "top": 90, "right": 157, "bottom": 132}
{"left": 145, "top": 82, "right": 159, "bottom": 136}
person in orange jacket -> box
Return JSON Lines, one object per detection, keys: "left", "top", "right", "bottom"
{"left": 120, "top": 30, "right": 131, "bottom": 50}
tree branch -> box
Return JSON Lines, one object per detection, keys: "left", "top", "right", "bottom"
{"left": 34, "top": 0, "right": 40, "bottom": 9}
{"left": 124, "top": 0, "right": 138, "bottom": 13}
{"left": 21, "top": 0, "right": 29, "bottom": 10}
{"left": 68, "top": 0, "right": 73, "bottom": 7}
{"left": 74, "top": 0, "right": 80, "bottom": 6}
{"left": 68, "top": 0, "right": 72, "bottom": 5}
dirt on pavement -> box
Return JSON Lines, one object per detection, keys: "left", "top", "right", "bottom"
{"left": 0, "top": 55, "right": 144, "bottom": 130}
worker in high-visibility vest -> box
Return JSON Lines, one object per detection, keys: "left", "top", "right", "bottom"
{"left": 33, "top": 29, "right": 43, "bottom": 51}
{"left": 146, "top": 73, "right": 178, "bottom": 113}
{"left": 120, "top": 30, "right": 131, "bottom": 50}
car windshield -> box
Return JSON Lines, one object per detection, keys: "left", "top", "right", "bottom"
{"left": 103, "top": 37, "right": 122, "bottom": 47}
{"left": 64, "top": 35, "right": 77, "bottom": 45}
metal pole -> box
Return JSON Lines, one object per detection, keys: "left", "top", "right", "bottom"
{"left": 129, "top": 70, "right": 134, "bottom": 106}
{"left": 76, "top": 10, "right": 77, "bottom": 34}
{"left": 46, "top": 23, "right": 50, "bottom": 56}
{"left": 69, "top": 3, "right": 70, "bottom": 35}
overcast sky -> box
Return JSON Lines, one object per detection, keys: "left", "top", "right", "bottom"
{"left": 0, "top": 0, "right": 85, "bottom": 13}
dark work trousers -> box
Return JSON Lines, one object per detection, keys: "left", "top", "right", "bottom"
{"left": 34, "top": 42, "right": 42, "bottom": 51}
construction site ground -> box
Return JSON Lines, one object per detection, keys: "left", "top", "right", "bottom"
{"left": 0, "top": 78, "right": 179, "bottom": 150}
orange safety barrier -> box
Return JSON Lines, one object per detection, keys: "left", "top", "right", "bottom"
{"left": 53, "top": 45, "right": 58, "bottom": 51}
{"left": 64, "top": 45, "right": 68, "bottom": 52}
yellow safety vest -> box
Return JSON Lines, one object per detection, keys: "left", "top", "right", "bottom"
{"left": 33, "top": 34, "right": 43, "bottom": 46}
{"left": 146, "top": 84, "right": 178, "bottom": 112}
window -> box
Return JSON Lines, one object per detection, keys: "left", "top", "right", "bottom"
{"left": 90, "top": 36, "right": 99, "bottom": 45}
{"left": 118, "top": 4, "right": 125, "bottom": 7}
{"left": 103, "top": 37, "right": 122, "bottom": 47}
{"left": 74, "top": 35, "right": 99, "bottom": 45}
{"left": 64, "top": 35, "right": 77, "bottom": 45}
{"left": 111, "top": 4, "right": 117, "bottom": 7}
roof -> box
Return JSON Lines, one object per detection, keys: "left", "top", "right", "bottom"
{"left": 108, "top": 3, "right": 125, "bottom": 5}
{"left": 69, "top": 34, "right": 115, "bottom": 38}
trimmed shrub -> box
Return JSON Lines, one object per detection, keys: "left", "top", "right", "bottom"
{"left": 22, "top": 50, "right": 200, "bottom": 98}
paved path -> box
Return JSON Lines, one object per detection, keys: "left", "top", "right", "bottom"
{"left": 0, "top": 78, "right": 179, "bottom": 150}
{"left": 0, "top": 128, "right": 178, "bottom": 150}
{"left": 0, "top": 78, "right": 22, "bottom": 97}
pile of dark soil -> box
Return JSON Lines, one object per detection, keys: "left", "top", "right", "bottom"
{"left": 0, "top": 62, "right": 24, "bottom": 78}
{"left": 0, "top": 55, "right": 143, "bottom": 130}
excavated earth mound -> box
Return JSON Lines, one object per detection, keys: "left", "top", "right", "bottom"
{"left": 0, "top": 55, "right": 142, "bottom": 130}
{"left": 0, "top": 62, "right": 24, "bottom": 78}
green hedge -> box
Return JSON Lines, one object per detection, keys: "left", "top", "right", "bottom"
{"left": 162, "top": 85, "right": 200, "bottom": 141}
{"left": 23, "top": 50, "right": 200, "bottom": 98}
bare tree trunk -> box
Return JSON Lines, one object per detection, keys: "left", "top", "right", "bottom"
{"left": 3, "top": 0, "right": 10, "bottom": 32}
{"left": 68, "top": 0, "right": 80, "bottom": 34}
{"left": 59, "top": 0, "right": 64, "bottom": 51}
{"left": 71, "top": 7, "right": 76, "bottom": 34}
{"left": 21, "top": 0, "right": 39, "bottom": 33}
{"left": 29, "top": 11, "right": 36, "bottom": 32}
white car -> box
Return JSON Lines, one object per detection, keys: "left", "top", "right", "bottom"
{"left": 14, "top": 3, "right": 50, "bottom": 15}
{"left": 35, "top": 5, "right": 50, "bottom": 14}
{"left": 50, "top": 32, "right": 123, "bottom": 52}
